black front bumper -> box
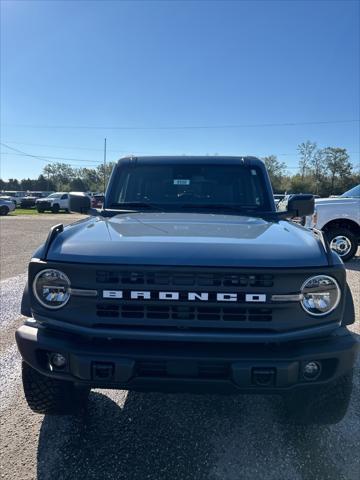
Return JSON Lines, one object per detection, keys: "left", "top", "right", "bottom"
{"left": 36, "top": 202, "right": 52, "bottom": 209}
{"left": 16, "top": 322, "right": 359, "bottom": 394}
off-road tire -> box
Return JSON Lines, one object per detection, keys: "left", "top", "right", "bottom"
{"left": 284, "top": 370, "right": 353, "bottom": 425}
{"left": 325, "top": 227, "right": 358, "bottom": 262}
{"left": 37, "top": 207, "right": 45, "bottom": 213}
{"left": 52, "top": 204, "right": 60, "bottom": 213}
{"left": 0, "top": 205, "right": 9, "bottom": 216}
{"left": 22, "top": 361, "right": 90, "bottom": 415}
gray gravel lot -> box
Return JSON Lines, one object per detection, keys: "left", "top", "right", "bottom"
{"left": 0, "top": 214, "right": 83, "bottom": 280}
{"left": 0, "top": 215, "right": 359, "bottom": 480}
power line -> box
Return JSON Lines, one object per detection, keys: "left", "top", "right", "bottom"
{"left": 2, "top": 140, "right": 359, "bottom": 158}
{"left": 1, "top": 142, "right": 58, "bottom": 163}
{"left": 1, "top": 140, "right": 149, "bottom": 154}
{"left": 2, "top": 119, "right": 359, "bottom": 130}
{"left": 0, "top": 151, "right": 102, "bottom": 163}
{"left": 0, "top": 143, "right": 102, "bottom": 164}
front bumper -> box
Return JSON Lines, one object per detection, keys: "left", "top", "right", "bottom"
{"left": 36, "top": 201, "right": 52, "bottom": 209}
{"left": 15, "top": 322, "right": 359, "bottom": 394}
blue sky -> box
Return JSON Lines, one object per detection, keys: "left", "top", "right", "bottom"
{"left": 0, "top": 0, "right": 359, "bottom": 180}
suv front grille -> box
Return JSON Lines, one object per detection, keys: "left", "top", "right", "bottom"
{"left": 96, "top": 303, "right": 273, "bottom": 322}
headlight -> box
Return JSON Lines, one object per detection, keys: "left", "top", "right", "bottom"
{"left": 300, "top": 275, "right": 340, "bottom": 316}
{"left": 33, "top": 269, "right": 71, "bottom": 309}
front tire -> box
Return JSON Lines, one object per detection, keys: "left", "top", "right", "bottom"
{"left": 22, "top": 361, "right": 90, "bottom": 415}
{"left": 326, "top": 227, "right": 358, "bottom": 262}
{"left": 52, "top": 204, "right": 60, "bottom": 213}
{"left": 284, "top": 371, "right": 353, "bottom": 425}
{"left": 0, "top": 206, "right": 9, "bottom": 216}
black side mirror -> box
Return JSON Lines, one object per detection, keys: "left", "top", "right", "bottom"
{"left": 287, "top": 194, "right": 314, "bottom": 217}
{"left": 69, "top": 193, "right": 91, "bottom": 214}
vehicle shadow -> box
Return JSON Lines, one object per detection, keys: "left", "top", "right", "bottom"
{"left": 346, "top": 259, "right": 360, "bottom": 272}
{"left": 36, "top": 390, "right": 235, "bottom": 480}
{"left": 36, "top": 371, "right": 360, "bottom": 480}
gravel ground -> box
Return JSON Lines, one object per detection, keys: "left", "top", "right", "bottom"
{"left": 0, "top": 215, "right": 359, "bottom": 480}
{"left": 0, "top": 213, "right": 83, "bottom": 280}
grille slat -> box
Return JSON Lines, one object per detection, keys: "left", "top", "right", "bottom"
{"left": 96, "top": 303, "right": 273, "bottom": 322}
{"left": 96, "top": 271, "right": 274, "bottom": 288}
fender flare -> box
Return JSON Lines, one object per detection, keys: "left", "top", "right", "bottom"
{"left": 21, "top": 281, "right": 32, "bottom": 317}
{"left": 343, "top": 283, "right": 355, "bottom": 325}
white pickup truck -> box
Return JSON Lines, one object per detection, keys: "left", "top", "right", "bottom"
{"left": 35, "top": 192, "right": 70, "bottom": 213}
{"left": 306, "top": 185, "right": 360, "bottom": 261}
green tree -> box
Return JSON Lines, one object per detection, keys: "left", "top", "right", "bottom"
{"left": 262, "top": 155, "right": 287, "bottom": 192}
{"left": 297, "top": 141, "right": 317, "bottom": 180}
{"left": 289, "top": 174, "right": 316, "bottom": 194}
{"left": 323, "top": 147, "right": 352, "bottom": 193}
{"left": 96, "top": 162, "right": 116, "bottom": 193}
{"left": 309, "top": 148, "right": 326, "bottom": 194}
{"left": 69, "top": 177, "right": 88, "bottom": 191}
{"left": 36, "top": 174, "right": 55, "bottom": 191}
{"left": 43, "top": 163, "right": 75, "bottom": 190}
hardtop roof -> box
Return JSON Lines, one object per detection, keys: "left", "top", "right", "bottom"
{"left": 117, "top": 155, "right": 264, "bottom": 167}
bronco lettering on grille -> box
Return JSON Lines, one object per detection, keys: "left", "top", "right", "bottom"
{"left": 102, "top": 290, "right": 267, "bottom": 303}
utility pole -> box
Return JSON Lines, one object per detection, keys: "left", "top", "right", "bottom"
{"left": 103, "top": 138, "right": 107, "bottom": 193}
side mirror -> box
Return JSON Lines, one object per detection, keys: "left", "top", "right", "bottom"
{"left": 69, "top": 193, "right": 91, "bottom": 214}
{"left": 287, "top": 194, "right": 314, "bottom": 217}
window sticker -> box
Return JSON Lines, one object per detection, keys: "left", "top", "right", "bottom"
{"left": 173, "top": 179, "right": 190, "bottom": 185}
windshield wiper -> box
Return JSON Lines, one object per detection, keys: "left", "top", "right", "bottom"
{"left": 109, "top": 202, "right": 163, "bottom": 211}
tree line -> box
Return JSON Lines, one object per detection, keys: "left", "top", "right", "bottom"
{"left": 1, "top": 141, "right": 359, "bottom": 196}
{"left": 263, "top": 141, "right": 358, "bottom": 196}
{"left": 0, "top": 162, "right": 115, "bottom": 194}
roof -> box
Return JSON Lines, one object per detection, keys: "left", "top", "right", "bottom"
{"left": 117, "top": 155, "right": 264, "bottom": 167}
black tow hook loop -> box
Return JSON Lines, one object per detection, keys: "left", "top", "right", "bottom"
{"left": 92, "top": 362, "right": 114, "bottom": 380}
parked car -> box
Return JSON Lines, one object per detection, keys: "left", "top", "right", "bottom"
{"left": 273, "top": 193, "right": 286, "bottom": 206}
{"left": 0, "top": 191, "right": 27, "bottom": 206}
{"left": 20, "top": 192, "right": 51, "bottom": 209}
{"left": 0, "top": 198, "right": 16, "bottom": 215}
{"left": 92, "top": 194, "right": 105, "bottom": 208}
{"left": 36, "top": 192, "right": 70, "bottom": 213}
{"left": 305, "top": 185, "right": 360, "bottom": 261}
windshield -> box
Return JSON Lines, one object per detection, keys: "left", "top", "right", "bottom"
{"left": 47, "top": 193, "right": 62, "bottom": 198}
{"left": 341, "top": 185, "right": 360, "bottom": 198}
{"left": 108, "top": 164, "right": 270, "bottom": 211}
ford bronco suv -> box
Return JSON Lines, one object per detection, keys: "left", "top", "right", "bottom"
{"left": 16, "top": 157, "right": 358, "bottom": 424}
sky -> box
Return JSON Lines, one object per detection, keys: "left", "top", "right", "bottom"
{"left": 0, "top": 0, "right": 359, "bottom": 181}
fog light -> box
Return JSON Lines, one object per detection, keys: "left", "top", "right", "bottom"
{"left": 50, "top": 353, "right": 66, "bottom": 368}
{"left": 303, "top": 361, "right": 321, "bottom": 380}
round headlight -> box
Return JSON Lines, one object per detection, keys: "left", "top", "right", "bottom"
{"left": 33, "top": 269, "right": 71, "bottom": 309}
{"left": 300, "top": 275, "right": 341, "bottom": 316}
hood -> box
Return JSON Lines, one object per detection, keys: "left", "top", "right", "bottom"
{"left": 37, "top": 197, "right": 55, "bottom": 202}
{"left": 44, "top": 212, "right": 329, "bottom": 268}
{"left": 315, "top": 197, "right": 359, "bottom": 206}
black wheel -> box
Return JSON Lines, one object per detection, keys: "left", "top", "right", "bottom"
{"left": 0, "top": 205, "right": 9, "bottom": 216}
{"left": 22, "top": 361, "right": 90, "bottom": 415}
{"left": 325, "top": 227, "right": 358, "bottom": 262}
{"left": 52, "top": 204, "right": 60, "bottom": 213}
{"left": 284, "top": 371, "right": 353, "bottom": 425}
{"left": 37, "top": 207, "right": 45, "bottom": 213}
